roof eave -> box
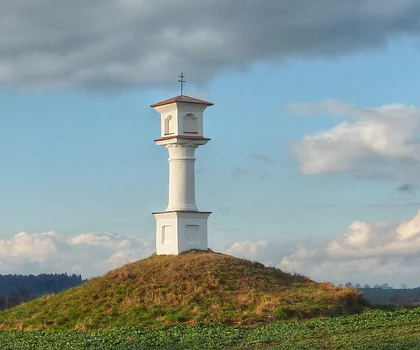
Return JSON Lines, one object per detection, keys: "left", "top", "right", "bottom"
{"left": 150, "top": 95, "right": 214, "bottom": 108}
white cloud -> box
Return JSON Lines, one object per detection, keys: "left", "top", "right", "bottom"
{"left": 221, "top": 210, "right": 420, "bottom": 287}
{"left": 0, "top": 231, "right": 153, "bottom": 278}
{"left": 289, "top": 100, "right": 420, "bottom": 175}
{"left": 0, "top": 232, "right": 58, "bottom": 262}
{"left": 4, "top": 213, "right": 420, "bottom": 287}
{"left": 224, "top": 241, "right": 279, "bottom": 266}
{"left": 279, "top": 210, "right": 420, "bottom": 287}
{"left": 222, "top": 236, "right": 323, "bottom": 269}
{"left": 1, "top": 1, "right": 420, "bottom": 90}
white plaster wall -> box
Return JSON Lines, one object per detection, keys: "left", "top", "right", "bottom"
{"left": 155, "top": 104, "right": 179, "bottom": 137}
{"left": 154, "top": 212, "right": 179, "bottom": 255}
{"left": 177, "top": 103, "right": 205, "bottom": 137}
{"left": 177, "top": 212, "right": 210, "bottom": 253}
{"left": 155, "top": 102, "right": 208, "bottom": 138}
{"left": 154, "top": 212, "right": 210, "bottom": 255}
{"left": 182, "top": 114, "right": 198, "bottom": 134}
{"left": 160, "top": 110, "right": 179, "bottom": 136}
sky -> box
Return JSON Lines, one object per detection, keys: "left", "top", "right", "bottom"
{"left": 1, "top": 0, "right": 420, "bottom": 287}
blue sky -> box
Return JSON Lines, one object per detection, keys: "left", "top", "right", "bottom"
{"left": 1, "top": 1, "right": 420, "bottom": 286}
{"left": 2, "top": 39, "right": 418, "bottom": 238}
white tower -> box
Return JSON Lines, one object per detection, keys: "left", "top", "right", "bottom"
{"left": 151, "top": 82, "right": 213, "bottom": 255}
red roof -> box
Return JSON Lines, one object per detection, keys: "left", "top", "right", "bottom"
{"left": 150, "top": 95, "right": 214, "bottom": 108}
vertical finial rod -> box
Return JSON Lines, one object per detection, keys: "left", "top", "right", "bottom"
{"left": 178, "top": 72, "right": 186, "bottom": 96}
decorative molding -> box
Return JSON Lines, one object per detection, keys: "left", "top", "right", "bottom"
{"left": 153, "top": 210, "right": 212, "bottom": 215}
{"left": 155, "top": 135, "right": 211, "bottom": 142}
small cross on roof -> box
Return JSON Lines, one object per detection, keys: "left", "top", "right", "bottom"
{"left": 178, "top": 72, "right": 186, "bottom": 96}
{"left": 150, "top": 72, "right": 214, "bottom": 108}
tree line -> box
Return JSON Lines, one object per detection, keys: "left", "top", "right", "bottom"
{"left": 340, "top": 282, "right": 416, "bottom": 290}
{"left": 0, "top": 273, "right": 86, "bottom": 310}
{"left": 340, "top": 282, "right": 420, "bottom": 306}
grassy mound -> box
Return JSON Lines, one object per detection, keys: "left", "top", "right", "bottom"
{"left": 0, "top": 251, "right": 363, "bottom": 330}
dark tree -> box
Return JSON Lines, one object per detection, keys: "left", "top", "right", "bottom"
{"left": 0, "top": 273, "right": 86, "bottom": 310}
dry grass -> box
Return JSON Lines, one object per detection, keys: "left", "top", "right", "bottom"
{"left": 0, "top": 250, "right": 365, "bottom": 330}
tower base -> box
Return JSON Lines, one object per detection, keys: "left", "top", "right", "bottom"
{"left": 153, "top": 211, "right": 211, "bottom": 255}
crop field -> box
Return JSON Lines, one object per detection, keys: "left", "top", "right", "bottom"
{"left": 1, "top": 307, "right": 420, "bottom": 349}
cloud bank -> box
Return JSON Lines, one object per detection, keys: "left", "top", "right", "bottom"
{"left": 225, "top": 210, "right": 420, "bottom": 287}
{"left": 0, "top": 231, "right": 153, "bottom": 278}
{"left": 279, "top": 210, "right": 420, "bottom": 287}
{"left": 4, "top": 212, "right": 420, "bottom": 287}
{"left": 1, "top": 1, "right": 420, "bottom": 90}
{"left": 289, "top": 100, "right": 420, "bottom": 175}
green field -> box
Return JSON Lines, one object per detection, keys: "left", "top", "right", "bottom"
{"left": 1, "top": 307, "right": 420, "bottom": 349}
{"left": 0, "top": 252, "right": 414, "bottom": 349}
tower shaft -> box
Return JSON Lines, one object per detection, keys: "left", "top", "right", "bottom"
{"left": 167, "top": 144, "right": 197, "bottom": 211}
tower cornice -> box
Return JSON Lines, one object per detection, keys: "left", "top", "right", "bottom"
{"left": 154, "top": 135, "right": 211, "bottom": 142}
{"left": 154, "top": 136, "right": 210, "bottom": 148}
{"left": 152, "top": 210, "right": 212, "bottom": 215}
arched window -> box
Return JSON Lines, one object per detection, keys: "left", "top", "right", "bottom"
{"left": 183, "top": 113, "right": 198, "bottom": 134}
{"left": 164, "top": 115, "right": 173, "bottom": 135}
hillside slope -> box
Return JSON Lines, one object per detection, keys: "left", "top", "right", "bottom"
{"left": 0, "top": 250, "right": 363, "bottom": 330}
